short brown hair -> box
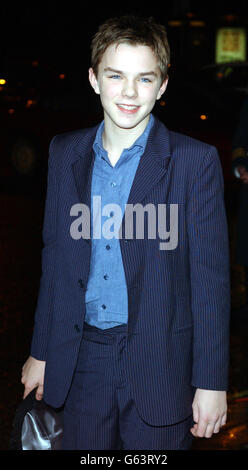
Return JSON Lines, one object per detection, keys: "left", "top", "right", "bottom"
{"left": 90, "top": 15, "right": 170, "bottom": 81}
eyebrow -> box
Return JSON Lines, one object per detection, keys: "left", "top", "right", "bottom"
{"left": 103, "top": 67, "right": 158, "bottom": 77}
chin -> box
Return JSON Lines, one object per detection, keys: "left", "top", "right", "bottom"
{"left": 110, "top": 111, "right": 150, "bottom": 130}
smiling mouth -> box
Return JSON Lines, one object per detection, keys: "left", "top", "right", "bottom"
{"left": 116, "top": 104, "right": 140, "bottom": 113}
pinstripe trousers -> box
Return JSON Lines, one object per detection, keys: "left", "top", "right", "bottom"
{"left": 62, "top": 322, "right": 194, "bottom": 450}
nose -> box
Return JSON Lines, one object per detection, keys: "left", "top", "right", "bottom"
{"left": 121, "top": 78, "right": 137, "bottom": 99}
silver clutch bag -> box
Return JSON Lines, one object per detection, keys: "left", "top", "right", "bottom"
{"left": 9, "top": 388, "right": 63, "bottom": 450}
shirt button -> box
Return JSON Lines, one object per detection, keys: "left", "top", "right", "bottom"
{"left": 111, "top": 181, "right": 117, "bottom": 187}
{"left": 106, "top": 245, "right": 111, "bottom": 250}
{"left": 101, "top": 304, "right": 107, "bottom": 309}
{"left": 103, "top": 274, "right": 109, "bottom": 280}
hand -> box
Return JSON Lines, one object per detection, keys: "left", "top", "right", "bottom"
{"left": 236, "top": 165, "right": 248, "bottom": 183}
{"left": 190, "top": 389, "right": 227, "bottom": 438}
{"left": 21, "top": 356, "right": 46, "bottom": 401}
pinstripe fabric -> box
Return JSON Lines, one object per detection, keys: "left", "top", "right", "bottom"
{"left": 62, "top": 322, "right": 194, "bottom": 450}
{"left": 30, "top": 116, "right": 230, "bottom": 426}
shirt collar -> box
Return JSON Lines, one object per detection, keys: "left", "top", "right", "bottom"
{"left": 93, "top": 113, "right": 155, "bottom": 158}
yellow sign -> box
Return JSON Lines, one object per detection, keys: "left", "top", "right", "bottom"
{"left": 216, "top": 28, "right": 247, "bottom": 63}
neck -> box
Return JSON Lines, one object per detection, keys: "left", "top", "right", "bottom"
{"left": 102, "top": 114, "right": 150, "bottom": 165}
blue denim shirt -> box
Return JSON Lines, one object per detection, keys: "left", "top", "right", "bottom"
{"left": 85, "top": 114, "right": 154, "bottom": 329}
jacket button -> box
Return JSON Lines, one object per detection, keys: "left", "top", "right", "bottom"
{"left": 74, "top": 324, "right": 80, "bottom": 333}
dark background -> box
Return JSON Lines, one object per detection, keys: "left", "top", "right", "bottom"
{"left": 1, "top": 0, "right": 248, "bottom": 451}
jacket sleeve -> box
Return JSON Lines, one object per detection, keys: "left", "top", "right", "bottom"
{"left": 30, "top": 136, "right": 58, "bottom": 360}
{"left": 187, "top": 146, "right": 231, "bottom": 390}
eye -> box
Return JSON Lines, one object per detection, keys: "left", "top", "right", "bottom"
{"left": 140, "top": 77, "right": 152, "bottom": 83}
{"left": 109, "top": 74, "right": 121, "bottom": 79}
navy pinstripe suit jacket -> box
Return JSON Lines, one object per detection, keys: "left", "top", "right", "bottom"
{"left": 30, "top": 116, "right": 230, "bottom": 426}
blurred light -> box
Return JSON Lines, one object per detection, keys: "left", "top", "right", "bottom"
{"left": 190, "top": 20, "right": 205, "bottom": 27}
{"left": 32, "top": 60, "right": 39, "bottom": 67}
{"left": 216, "top": 27, "right": 246, "bottom": 64}
{"left": 200, "top": 114, "right": 208, "bottom": 120}
{"left": 0, "top": 79, "right": 6, "bottom": 85}
{"left": 186, "top": 12, "right": 195, "bottom": 18}
{"left": 217, "top": 72, "right": 224, "bottom": 78}
{"left": 26, "top": 99, "right": 37, "bottom": 108}
{"left": 234, "top": 396, "right": 248, "bottom": 402}
{"left": 59, "top": 73, "right": 66, "bottom": 79}
{"left": 160, "top": 100, "right": 166, "bottom": 107}
{"left": 168, "top": 21, "right": 182, "bottom": 27}
{"left": 224, "top": 15, "right": 237, "bottom": 22}
{"left": 8, "top": 108, "right": 15, "bottom": 114}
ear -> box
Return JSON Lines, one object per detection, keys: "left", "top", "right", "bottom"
{"left": 88, "top": 67, "right": 100, "bottom": 94}
{"left": 156, "top": 75, "right": 169, "bottom": 100}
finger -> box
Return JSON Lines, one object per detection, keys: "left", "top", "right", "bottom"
{"left": 221, "top": 413, "right": 227, "bottom": 427}
{"left": 35, "top": 384, "right": 44, "bottom": 401}
{"left": 192, "top": 404, "right": 199, "bottom": 424}
{"left": 191, "top": 405, "right": 199, "bottom": 436}
{"left": 23, "top": 386, "right": 32, "bottom": 400}
{"left": 23, "top": 379, "right": 38, "bottom": 399}
{"left": 191, "top": 422, "right": 198, "bottom": 430}
{"left": 213, "top": 418, "right": 222, "bottom": 434}
{"left": 194, "top": 417, "right": 208, "bottom": 437}
{"left": 205, "top": 422, "right": 215, "bottom": 438}
{"left": 190, "top": 425, "right": 199, "bottom": 436}
{"left": 190, "top": 423, "right": 198, "bottom": 435}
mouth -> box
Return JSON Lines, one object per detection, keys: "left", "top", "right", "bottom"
{"left": 116, "top": 104, "right": 140, "bottom": 114}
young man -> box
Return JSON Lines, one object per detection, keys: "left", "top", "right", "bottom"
{"left": 21, "top": 15, "right": 230, "bottom": 450}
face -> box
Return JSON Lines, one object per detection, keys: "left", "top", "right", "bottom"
{"left": 89, "top": 43, "right": 168, "bottom": 131}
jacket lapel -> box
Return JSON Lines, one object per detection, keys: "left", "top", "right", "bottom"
{"left": 72, "top": 151, "right": 94, "bottom": 210}
{"left": 70, "top": 117, "right": 171, "bottom": 235}
{"left": 71, "top": 125, "right": 99, "bottom": 208}
{"left": 125, "top": 117, "right": 171, "bottom": 207}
